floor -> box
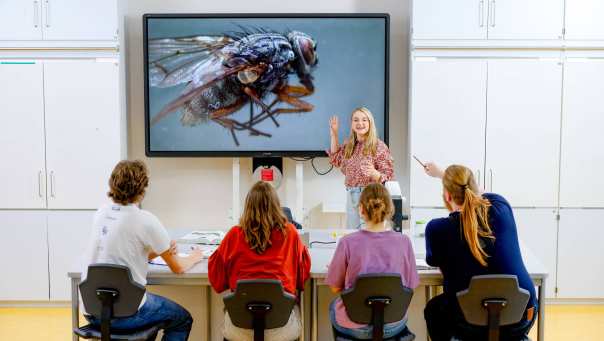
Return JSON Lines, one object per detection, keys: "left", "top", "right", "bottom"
{"left": 0, "top": 304, "right": 603, "bottom": 340}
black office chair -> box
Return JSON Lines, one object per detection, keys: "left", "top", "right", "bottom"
{"left": 74, "top": 264, "right": 162, "bottom": 341}
{"left": 333, "top": 273, "right": 416, "bottom": 341}
{"left": 453, "top": 275, "right": 531, "bottom": 341}
{"left": 223, "top": 279, "right": 298, "bottom": 341}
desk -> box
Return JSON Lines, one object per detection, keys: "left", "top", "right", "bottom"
{"left": 68, "top": 234, "right": 547, "bottom": 341}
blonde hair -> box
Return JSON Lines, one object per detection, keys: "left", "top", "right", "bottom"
{"left": 443, "top": 165, "right": 494, "bottom": 267}
{"left": 344, "top": 107, "right": 379, "bottom": 159}
{"left": 239, "top": 181, "right": 288, "bottom": 254}
{"left": 359, "top": 183, "right": 394, "bottom": 224}
{"left": 107, "top": 160, "right": 149, "bottom": 205}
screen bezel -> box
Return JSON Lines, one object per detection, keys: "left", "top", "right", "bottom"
{"left": 143, "top": 13, "right": 390, "bottom": 157}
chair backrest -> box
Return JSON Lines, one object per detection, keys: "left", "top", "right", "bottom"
{"left": 79, "top": 263, "right": 146, "bottom": 318}
{"left": 223, "top": 279, "right": 296, "bottom": 329}
{"left": 456, "top": 275, "right": 530, "bottom": 326}
{"left": 341, "top": 273, "right": 414, "bottom": 324}
{"left": 282, "top": 207, "right": 302, "bottom": 229}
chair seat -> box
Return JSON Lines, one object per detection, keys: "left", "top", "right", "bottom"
{"left": 74, "top": 323, "right": 160, "bottom": 340}
{"left": 333, "top": 326, "right": 415, "bottom": 341}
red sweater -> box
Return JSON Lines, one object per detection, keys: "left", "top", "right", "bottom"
{"left": 208, "top": 223, "right": 311, "bottom": 296}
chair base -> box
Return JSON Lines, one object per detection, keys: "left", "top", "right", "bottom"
{"left": 74, "top": 324, "right": 160, "bottom": 340}
{"left": 451, "top": 336, "right": 530, "bottom": 341}
{"left": 332, "top": 326, "right": 415, "bottom": 341}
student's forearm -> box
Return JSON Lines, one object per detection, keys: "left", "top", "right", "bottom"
{"left": 148, "top": 251, "right": 159, "bottom": 261}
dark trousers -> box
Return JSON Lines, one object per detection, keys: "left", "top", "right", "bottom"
{"left": 424, "top": 294, "right": 536, "bottom": 341}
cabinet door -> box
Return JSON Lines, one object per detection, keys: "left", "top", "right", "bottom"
{"left": 560, "top": 59, "right": 604, "bottom": 207}
{"left": 0, "top": 62, "right": 47, "bottom": 209}
{"left": 0, "top": 0, "right": 42, "bottom": 40}
{"left": 41, "top": 0, "right": 117, "bottom": 40}
{"left": 513, "top": 208, "right": 558, "bottom": 298}
{"left": 412, "top": 0, "right": 487, "bottom": 39}
{"left": 565, "top": 0, "right": 604, "bottom": 40}
{"left": 0, "top": 211, "right": 49, "bottom": 300}
{"left": 44, "top": 60, "right": 120, "bottom": 209}
{"left": 48, "top": 210, "right": 94, "bottom": 300}
{"left": 557, "top": 209, "right": 604, "bottom": 298}
{"left": 486, "top": 0, "right": 564, "bottom": 40}
{"left": 410, "top": 58, "right": 487, "bottom": 207}
{"left": 485, "top": 59, "right": 562, "bottom": 207}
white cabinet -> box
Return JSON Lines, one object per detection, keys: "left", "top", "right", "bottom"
{"left": 486, "top": 0, "right": 564, "bottom": 40}
{"left": 0, "top": 62, "right": 47, "bottom": 209}
{"left": 557, "top": 209, "right": 604, "bottom": 298}
{"left": 0, "top": 0, "right": 42, "bottom": 40}
{"left": 560, "top": 59, "right": 604, "bottom": 208}
{"left": 411, "top": 0, "right": 564, "bottom": 40}
{"left": 41, "top": 0, "right": 117, "bottom": 41}
{"left": 44, "top": 60, "right": 120, "bottom": 209}
{"left": 0, "top": 211, "right": 49, "bottom": 300}
{"left": 0, "top": 0, "right": 116, "bottom": 41}
{"left": 48, "top": 210, "right": 94, "bottom": 300}
{"left": 412, "top": 0, "right": 487, "bottom": 40}
{"left": 0, "top": 59, "right": 121, "bottom": 210}
{"left": 513, "top": 208, "right": 558, "bottom": 298}
{"left": 410, "top": 58, "right": 487, "bottom": 207}
{"left": 411, "top": 58, "right": 562, "bottom": 208}
{"left": 565, "top": 0, "right": 604, "bottom": 40}
{"left": 485, "top": 59, "right": 562, "bottom": 207}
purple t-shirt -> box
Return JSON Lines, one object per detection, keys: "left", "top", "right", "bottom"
{"left": 325, "top": 229, "right": 420, "bottom": 328}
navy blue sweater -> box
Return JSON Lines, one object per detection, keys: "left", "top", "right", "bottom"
{"left": 425, "top": 193, "right": 536, "bottom": 310}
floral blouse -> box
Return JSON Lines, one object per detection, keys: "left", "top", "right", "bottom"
{"left": 327, "top": 140, "right": 394, "bottom": 187}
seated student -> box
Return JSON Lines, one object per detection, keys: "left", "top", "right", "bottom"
{"left": 81, "top": 160, "right": 203, "bottom": 341}
{"left": 208, "top": 181, "right": 311, "bottom": 341}
{"left": 422, "top": 163, "right": 536, "bottom": 341}
{"left": 326, "top": 183, "right": 419, "bottom": 339}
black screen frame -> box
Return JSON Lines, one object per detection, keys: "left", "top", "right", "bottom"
{"left": 143, "top": 13, "right": 390, "bottom": 157}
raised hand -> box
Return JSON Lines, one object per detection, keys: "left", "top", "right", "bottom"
{"left": 329, "top": 116, "right": 339, "bottom": 137}
{"left": 424, "top": 162, "right": 444, "bottom": 179}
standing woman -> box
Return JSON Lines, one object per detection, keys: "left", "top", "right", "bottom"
{"left": 328, "top": 107, "right": 394, "bottom": 229}
{"left": 422, "top": 163, "right": 536, "bottom": 341}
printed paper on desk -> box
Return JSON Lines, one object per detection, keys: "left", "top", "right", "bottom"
{"left": 178, "top": 230, "right": 225, "bottom": 244}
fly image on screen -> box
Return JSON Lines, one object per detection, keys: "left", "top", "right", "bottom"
{"left": 144, "top": 14, "right": 389, "bottom": 156}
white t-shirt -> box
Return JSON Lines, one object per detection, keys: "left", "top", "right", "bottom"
{"left": 81, "top": 203, "right": 171, "bottom": 308}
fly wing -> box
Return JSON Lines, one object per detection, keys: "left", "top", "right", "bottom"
{"left": 148, "top": 35, "right": 235, "bottom": 88}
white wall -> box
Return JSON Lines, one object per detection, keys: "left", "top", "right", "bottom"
{"left": 122, "top": 0, "right": 411, "bottom": 229}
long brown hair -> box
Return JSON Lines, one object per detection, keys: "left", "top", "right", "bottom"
{"left": 443, "top": 165, "right": 494, "bottom": 266}
{"left": 344, "top": 107, "right": 379, "bottom": 159}
{"left": 107, "top": 160, "right": 149, "bottom": 205}
{"left": 239, "top": 181, "right": 288, "bottom": 254}
{"left": 359, "top": 183, "right": 394, "bottom": 224}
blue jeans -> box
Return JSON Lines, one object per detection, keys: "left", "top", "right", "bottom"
{"left": 329, "top": 299, "right": 407, "bottom": 339}
{"left": 85, "top": 293, "right": 192, "bottom": 341}
{"left": 346, "top": 187, "right": 365, "bottom": 229}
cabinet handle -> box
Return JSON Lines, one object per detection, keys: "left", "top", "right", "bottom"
{"left": 489, "top": 169, "right": 493, "bottom": 191}
{"left": 476, "top": 169, "right": 481, "bottom": 189}
{"left": 479, "top": 0, "right": 484, "bottom": 27}
{"left": 38, "top": 170, "right": 43, "bottom": 197}
{"left": 50, "top": 170, "right": 55, "bottom": 198}
{"left": 490, "top": 0, "right": 496, "bottom": 27}
{"left": 33, "top": 1, "right": 39, "bottom": 28}
{"left": 44, "top": 0, "right": 50, "bottom": 28}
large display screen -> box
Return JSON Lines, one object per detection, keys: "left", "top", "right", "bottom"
{"left": 144, "top": 14, "right": 389, "bottom": 156}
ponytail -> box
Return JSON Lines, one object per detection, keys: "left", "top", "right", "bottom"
{"left": 443, "top": 166, "right": 495, "bottom": 267}
{"left": 359, "top": 183, "right": 394, "bottom": 224}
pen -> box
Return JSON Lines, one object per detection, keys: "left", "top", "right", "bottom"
{"left": 413, "top": 155, "right": 426, "bottom": 168}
